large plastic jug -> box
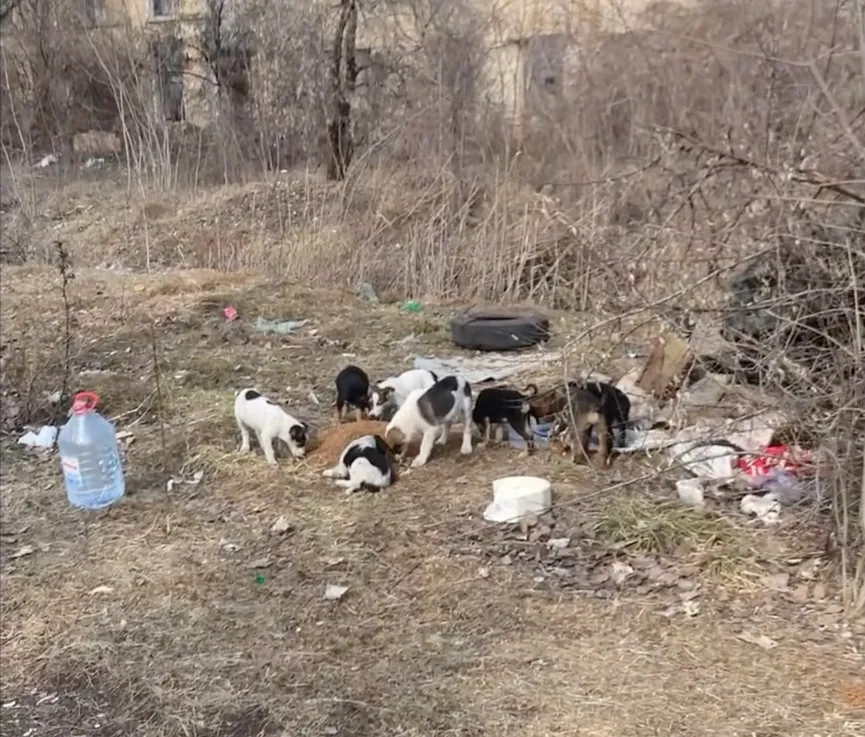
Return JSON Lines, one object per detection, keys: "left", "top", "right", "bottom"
{"left": 57, "top": 392, "right": 125, "bottom": 510}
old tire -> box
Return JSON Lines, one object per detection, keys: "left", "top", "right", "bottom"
{"left": 450, "top": 307, "right": 551, "bottom": 352}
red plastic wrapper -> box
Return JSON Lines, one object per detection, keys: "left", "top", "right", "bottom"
{"left": 223, "top": 304, "right": 239, "bottom": 321}
{"left": 735, "top": 445, "right": 813, "bottom": 478}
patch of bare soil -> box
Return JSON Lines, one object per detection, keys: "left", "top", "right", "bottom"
{"left": 1, "top": 268, "right": 863, "bottom": 737}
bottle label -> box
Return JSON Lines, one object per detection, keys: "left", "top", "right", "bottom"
{"left": 61, "top": 456, "right": 83, "bottom": 489}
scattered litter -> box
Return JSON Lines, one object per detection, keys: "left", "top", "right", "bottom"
{"left": 675, "top": 478, "right": 706, "bottom": 507}
{"left": 740, "top": 492, "right": 781, "bottom": 525}
{"left": 737, "top": 631, "right": 778, "bottom": 650}
{"left": 115, "top": 430, "right": 135, "bottom": 446}
{"left": 17, "top": 426, "right": 58, "bottom": 450}
{"left": 484, "top": 476, "right": 552, "bottom": 524}
{"left": 674, "top": 442, "right": 741, "bottom": 481}
{"left": 83, "top": 157, "right": 105, "bottom": 169}
{"left": 324, "top": 584, "right": 349, "bottom": 601}
{"left": 247, "top": 557, "right": 273, "bottom": 570}
{"left": 413, "top": 351, "right": 562, "bottom": 386}
{"left": 547, "top": 538, "right": 571, "bottom": 550}
{"left": 352, "top": 282, "right": 379, "bottom": 303}
{"left": 222, "top": 305, "right": 239, "bottom": 321}
{"left": 270, "top": 516, "right": 293, "bottom": 535}
{"left": 254, "top": 574, "right": 266, "bottom": 585}
{"left": 679, "top": 373, "right": 732, "bottom": 407}
{"left": 253, "top": 316, "right": 309, "bottom": 335}
{"left": 10, "top": 545, "right": 35, "bottom": 559}
{"left": 220, "top": 540, "right": 241, "bottom": 553}
{"left": 478, "top": 566, "right": 491, "bottom": 578}
{"left": 88, "top": 585, "right": 114, "bottom": 596}
{"left": 400, "top": 299, "right": 422, "bottom": 313}
{"left": 398, "top": 333, "right": 420, "bottom": 345}
{"left": 35, "top": 153, "right": 58, "bottom": 168}
{"left": 308, "top": 390, "right": 321, "bottom": 406}
{"left": 166, "top": 470, "right": 204, "bottom": 493}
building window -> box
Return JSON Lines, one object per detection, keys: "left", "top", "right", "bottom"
{"left": 151, "top": 0, "right": 177, "bottom": 18}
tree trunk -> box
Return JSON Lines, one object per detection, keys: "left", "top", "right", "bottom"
{"left": 326, "top": 0, "right": 358, "bottom": 181}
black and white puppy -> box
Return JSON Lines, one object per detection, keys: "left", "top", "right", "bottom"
{"left": 472, "top": 384, "right": 539, "bottom": 454}
{"left": 368, "top": 368, "right": 438, "bottom": 421}
{"left": 334, "top": 365, "right": 371, "bottom": 422}
{"left": 322, "top": 434, "right": 395, "bottom": 493}
{"left": 583, "top": 381, "right": 631, "bottom": 449}
{"left": 234, "top": 388, "right": 308, "bottom": 466}
{"left": 384, "top": 375, "right": 473, "bottom": 468}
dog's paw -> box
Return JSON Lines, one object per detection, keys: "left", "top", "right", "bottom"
{"left": 410, "top": 456, "right": 427, "bottom": 468}
{"left": 460, "top": 445, "right": 473, "bottom": 456}
{"left": 238, "top": 445, "right": 251, "bottom": 454}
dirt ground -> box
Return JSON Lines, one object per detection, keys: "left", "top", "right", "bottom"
{"left": 1, "top": 267, "right": 864, "bottom": 737}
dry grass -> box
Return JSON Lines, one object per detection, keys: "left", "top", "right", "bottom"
{"left": 1, "top": 269, "right": 864, "bottom": 737}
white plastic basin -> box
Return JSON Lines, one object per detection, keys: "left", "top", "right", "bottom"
{"left": 483, "top": 475, "right": 552, "bottom": 524}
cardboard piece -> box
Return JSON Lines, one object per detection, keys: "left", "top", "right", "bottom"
{"left": 637, "top": 333, "right": 692, "bottom": 398}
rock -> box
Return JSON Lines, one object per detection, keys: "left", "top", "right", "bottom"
{"left": 324, "top": 584, "right": 349, "bottom": 601}
{"left": 270, "top": 516, "right": 293, "bottom": 535}
{"left": 547, "top": 538, "right": 571, "bottom": 550}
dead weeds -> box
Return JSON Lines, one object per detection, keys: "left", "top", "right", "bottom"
{"left": 1, "top": 268, "right": 863, "bottom": 737}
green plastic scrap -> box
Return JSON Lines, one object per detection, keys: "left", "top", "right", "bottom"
{"left": 400, "top": 300, "right": 422, "bottom": 313}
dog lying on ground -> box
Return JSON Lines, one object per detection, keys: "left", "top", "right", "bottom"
{"left": 384, "top": 375, "right": 473, "bottom": 467}
{"left": 472, "top": 384, "right": 538, "bottom": 454}
{"left": 234, "top": 388, "right": 308, "bottom": 466}
{"left": 549, "top": 386, "right": 610, "bottom": 467}
{"left": 369, "top": 368, "right": 438, "bottom": 421}
{"left": 322, "top": 434, "right": 396, "bottom": 493}
{"left": 334, "top": 365, "right": 371, "bottom": 422}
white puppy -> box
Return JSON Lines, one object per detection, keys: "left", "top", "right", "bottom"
{"left": 369, "top": 368, "right": 438, "bottom": 420}
{"left": 322, "top": 434, "right": 395, "bottom": 493}
{"left": 234, "top": 388, "right": 308, "bottom": 466}
{"left": 384, "top": 375, "right": 473, "bottom": 468}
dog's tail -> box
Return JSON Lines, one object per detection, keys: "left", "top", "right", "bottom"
{"left": 523, "top": 383, "right": 539, "bottom": 398}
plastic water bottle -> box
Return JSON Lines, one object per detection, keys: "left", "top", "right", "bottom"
{"left": 57, "top": 392, "right": 125, "bottom": 510}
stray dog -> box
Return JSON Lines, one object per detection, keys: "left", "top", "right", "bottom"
{"left": 472, "top": 384, "right": 538, "bottom": 454}
{"left": 549, "top": 386, "right": 610, "bottom": 467}
{"left": 527, "top": 381, "right": 581, "bottom": 423}
{"left": 583, "top": 380, "right": 631, "bottom": 449}
{"left": 369, "top": 368, "right": 438, "bottom": 421}
{"left": 334, "top": 365, "right": 371, "bottom": 422}
{"left": 322, "top": 434, "right": 396, "bottom": 493}
{"left": 234, "top": 388, "right": 308, "bottom": 466}
{"left": 384, "top": 375, "right": 473, "bottom": 467}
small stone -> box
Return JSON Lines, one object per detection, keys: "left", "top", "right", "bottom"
{"left": 677, "top": 578, "right": 696, "bottom": 591}
{"left": 478, "top": 567, "right": 490, "bottom": 579}
{"left": 270, "top": 516, "right": 293, "bottom": 535}
{"left": 247, "top": 557, "right": 273, "bottom": 570}
{"left": 500, "top": 554, "right": 513, "bottom": 566}
{"left": 324, "top": 584, "right": 349, "bottom": 601}
{"left": 611, "top": 561, "right": 633, "bottom": 585}
{"left": 547, "top": 538, "right": 571, "bottom": 550}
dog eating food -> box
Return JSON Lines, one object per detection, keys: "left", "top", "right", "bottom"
{"left": 369, "top": 368, "right": 438, "bottom": 421}
{"left": 384, "top": 375, "right": 473, "bottom": 467}
{"left": 549, "top": 386, "right": 610, "bottom": 467}
{"left": 322, "top": 434, "right": 396, "bottom": 493}
{"left": 234, "top": 388, "right": 308, "bottom": 466}
{"left": 334, "top": 365, "right": 371, "bottom": 422}
{"left": 472, "top": 384, "right": 538, "bottom": 453}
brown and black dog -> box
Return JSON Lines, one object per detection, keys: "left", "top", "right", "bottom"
{"left": 548, "top": 386, "right": 611, "bottom": 468}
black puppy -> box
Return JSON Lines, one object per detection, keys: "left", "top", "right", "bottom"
{"left": 472, "top": 384, "right": 538, "bottom": 454}
{"left": 583, "top": 381, "right": 631, "bottom": 450}
{"left": 334, "top": 365, "right": 371, "bottom": 422}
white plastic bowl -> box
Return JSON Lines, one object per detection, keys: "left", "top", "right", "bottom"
{"left": 483, "top": 475, "right": 552, "bottom": 524}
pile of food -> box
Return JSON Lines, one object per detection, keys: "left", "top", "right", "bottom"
{"left": 306, "top": 420, "right": 389, "bottom": 468}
